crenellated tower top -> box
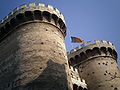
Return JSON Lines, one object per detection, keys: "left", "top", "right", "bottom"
{"left": 0, "top": 3, "right": 66, "bottom": 42}
{"left": 68, "top": 40, "right": 118, "bottom": 66}
{"left": 69, "top": 66, "right": 87, "bottom": 89}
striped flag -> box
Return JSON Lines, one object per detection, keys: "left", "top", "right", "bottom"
{"left": 71, "top": 36, "right": 84, "bottom": 43}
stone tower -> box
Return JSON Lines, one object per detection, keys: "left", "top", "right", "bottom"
{"left": 68, "top": 40, "right": 120, "bottom": 90}
{"left": 0, "top": 3, "right": 72, "bottom": 90}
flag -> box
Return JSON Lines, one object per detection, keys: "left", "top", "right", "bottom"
{"left": 71, "top": 36, "right": 84, "bottom": 43}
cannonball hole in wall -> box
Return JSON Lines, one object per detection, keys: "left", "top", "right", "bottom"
{"left": 40, "top": 67, "right": 42, "bottom": 69}
{"left": 104, "top": 73, "right": 106, "bottom": 76}
{"left": 52, "top": 14, "right": 58, "bottom": 25}
{"left": 103, "top": 62, "right": 105, "bottom": 65}
{"left": 114, "top": 87, "right": 118, "bottom": 90}
{"left": 43, "top": 11, "right": 51, "bottom": 22}
{"left": 98, "top": 63, "right": 100, "bottom": 65}
{"left": 108, "top": 47, "right": 112, "bottom": 55}
{"left": 111, "top": 85, "right": 113, "bottom": 87}
{"left": 115, "top": 72, "right": 117, "bottom": 75}
{"left": 92, "top": 72, "right": 95, "bottom": 74}
{"left": 105, "top": 62, "right": 108, "bottom": 66}
{"left": 65, "top": 62, "right": 67, "bottom": 65}
{"left": 41, "top": 42, "right": 44, "bottom": 44}
{"left": 100, "top": 47, "right": 107, "bottom": 54}
{"left": 111, "top": 62, "right": 114, "bottom": 64}
{"left": 45, "top": 29, "right": 48, "bottom": 31}
{"left": 98, "top": 85, "right": 101, "bottom": 87}
{"left": 25, "top": 11, "right": 34, "bottom": 20}
{"left": 59, "top": 53, "right": 61, "bottom": 55}
{"left": 33, "top": 10, "right": 42, "bottom": 20}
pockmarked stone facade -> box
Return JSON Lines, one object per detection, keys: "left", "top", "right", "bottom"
{"left": 0, "top": 3, "right": 72, "bottom": 90}
{"left": 0, "top": 2, "right": 119, "bottom": 90}
{"left": 68, "top": 40, "right": 120, "bottom": 90}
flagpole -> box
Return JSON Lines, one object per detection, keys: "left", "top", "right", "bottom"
{"left": 71, "top": 42, "right": 74, "bottom": 49}
{"left": 67, "top": 28, "right": 74, "bottom": 50}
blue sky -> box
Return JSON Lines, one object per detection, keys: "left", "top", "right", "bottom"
{"left": 0, "top": 0, "right": 120, "bottom": 66}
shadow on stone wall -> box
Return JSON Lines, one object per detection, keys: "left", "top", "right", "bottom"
{"left": 23, "top": 60, "right": 70, "bottom": 90}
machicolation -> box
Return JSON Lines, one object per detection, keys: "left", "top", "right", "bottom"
{"left": 0, "top": 3, "right": 72, "bottom": 90}
{"left": 68, "top": 40, "right": 117, "bottom": 66}
{"left": 68, "top": 40, "right": 120, "bottom": 90}
{"left": 0, "top": 3, "right": 66, "bottom": 42}
{"left": 0, "top": 2, "right": 120, "bottom": 90}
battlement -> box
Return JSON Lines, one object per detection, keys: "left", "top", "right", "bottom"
{"left": 69, "top": 66, "right": 87, "bottom": 89}
{"left": 67, "top": 40, "right": 117, "bottom": 66}
{"left": 69, "top": 66, "right": 79, "bottom": 73}
{"left": 0, "top": 3, "right": 66, "bottom": 42}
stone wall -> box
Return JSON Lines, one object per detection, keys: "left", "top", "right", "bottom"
{"left": 68, "top": 40, "right": 120, "bottom": 90}
{"left": 0, "top": 3, "right": 72, "bottom": 90}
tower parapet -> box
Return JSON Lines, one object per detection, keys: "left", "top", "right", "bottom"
{"left": 68, "top": 40, "right": 117, "bottom": 66}
{"left": 0, "top": 3, "right": 66, "bottom": 42}
{"left": 68, "top": 40, "right": 120, "bottom": 90}
{"left": 69, "top": 66, "right": 87, "bottom": 90}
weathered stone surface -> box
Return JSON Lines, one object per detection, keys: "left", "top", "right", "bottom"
{"left": 0, "top": 3, "right": 72, "bottom": 90}
{"left": 69, "top": 66, "right": 87, "bottom": 90}
{"left": 68, "top": 41, "right": 120, "bottom": 90}
{"left": 0, "top": 22, "right": 72, "bottom": 90}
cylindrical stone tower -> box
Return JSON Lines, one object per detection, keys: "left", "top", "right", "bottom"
{"left": 0, "top": 3, "right": 72, "bottom": 90}
{"left": 68, "top": 40, "right": 120, "bottom": 90}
